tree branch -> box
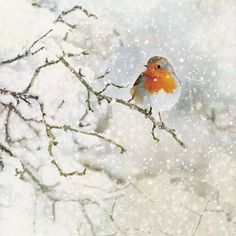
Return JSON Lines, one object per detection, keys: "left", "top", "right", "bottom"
{"left": 54, "top": 5, "right": 98, "bottom": 30}
{"left": 60, "top": 57, "right": 186, "bottom": 149}
{"left": 0, "top": 143, "right": 14, "bottom": 157}
{"left": 22, "top": 58, "right": 62, "bottom": 94}
{"left": 56, "top": 5, "right": 98, "bottom": 21}
{"left": 80, "top": 130, "right": 126, "bottom": 154}
{"left": 51, "top": 160, "right": 86, "bottom": 177}
{"left": 0, "top": 29, "right": 52, "bottom": 65}
{"left": 0, "top": 88, "right": 38, "bottom": 104}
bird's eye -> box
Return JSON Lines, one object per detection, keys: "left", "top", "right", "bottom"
{"left": 156, "top": 65, "right": 161, "bottom": 69}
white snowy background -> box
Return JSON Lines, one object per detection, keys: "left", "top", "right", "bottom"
{"left": 0, "top": 0, "right": 236, "bottom": 235}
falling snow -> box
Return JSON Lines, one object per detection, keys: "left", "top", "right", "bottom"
{"left": 0, "top": 0, "right": 236, "bottom": 235}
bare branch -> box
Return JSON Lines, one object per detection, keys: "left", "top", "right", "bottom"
{"left": 81, "top": 197, "right": 125, "bottom": 236}
{"left": 29, "top": 29, "right": 53, "bottom": 50}
{"left": 0, "top": 102, "right": 41, "bottom": 137}
{"left": 39, "top": 103, "right": 58, "bottom": 156}
{"left": 159, "top": 230, "right": 173, "bottom": 236}
{"left": 97, "top": 68, "right": 110, "bottom": 80}
{"left": 80, "top": 131, "right": 126, "bottom": 154}
{"left": 98, "top": 83, "right": 128, "bottom": 94}
{"left": 4, "top": 107, "right": 12, "bottom": 144}
{"left": 79, "top": 109, "right": 90, "bottom": 127}
{"left": 54, "top": 5, "right": 98, "bottom": 30}
{"left": 55, "top": 100, "right": 65, "bottom": 112}
{"left": 56, "top": 19, "right": 77, "bottom": 29}
{"left": 0, "top": 29, "right": 52, "bottom": 65}
{"left": 23, "top": 51, "right": 88, "bottom": 94}
{"left": 0, "top": 143, "right": 14, "bottom": 157}
{"left": 129, "top": 183, "right": 155, "bottom": 203}
{"left": 183, "top": 196, "right": 214, "bottom": 236}
{"left": 66, "top": 51, "right": 89, "bottom": 57}
{"left": 51, "top": 159, "right": 86, "bottom": 177}
{"left": 23, "top": 58, "right": 62, "bottom": 94}
{"left": 56, "top": 5, "right": 98, "bottom": 20}
{"left": 86, "top": 90, "right": 94, "bottom": 112}
{"left": 19, "top": 161, "right": 52, "bottom": 193}
{"left": 80, "top": 202, "right": 96, "bottom": 236}
{"left": 0, "top": 87, "right": 38, "bottom": 104}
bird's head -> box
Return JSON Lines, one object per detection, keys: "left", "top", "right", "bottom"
{"left": 144, "top": 56, "right": 174, "bottom": 73}
{"left": 143, "top": 56, "right": 177, "bottom": 94}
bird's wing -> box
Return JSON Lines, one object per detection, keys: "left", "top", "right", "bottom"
{"left": 129, "top": 73, "right": 145, "bottom": 103}
{"left": 133, "top": 73, "right": 144, "bottom": 86}
{"left": 173, "top": 70, "right": 182, "bottom": 86}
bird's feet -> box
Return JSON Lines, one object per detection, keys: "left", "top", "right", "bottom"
{"left": 127, "top": 95, "right": 134, "bottom": 103}
{"left": 158, "top": 121, "right": 165, "bottom": 129}
{"left": 145, "top": 106, "right": 152, "bottom": 118}
{"left": 157, "top": 112, "right": 165, "bottom": 128}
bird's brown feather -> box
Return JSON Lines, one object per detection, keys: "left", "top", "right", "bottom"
{"left": 130, "top": 86, "right": 143, "bottom": 103}
{"left": 133, "top": 73, "right": 144, "bottom": 86}
{"left": 130, "top": 73, "right": 145, "bottom": 103}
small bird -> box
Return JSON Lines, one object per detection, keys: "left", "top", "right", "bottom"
{"left": 130, "top": 56, "right": 181, "bottom": 113}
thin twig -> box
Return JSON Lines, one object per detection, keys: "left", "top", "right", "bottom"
{"left": 51, "top": 159, "right": 86, "bottom": 177}
{"left": 0, "top": 102, "right": 41, "bottom": 137}
{"left": 97, "top": 68, "right": 110, "bottom": 80}
{"left": 80, "top": 131, "right": 126, "bottom": 154}
{"left": 79, "top": 109, "right": 90, "bottom": 127}
{"left": 80, "top": 203, "right": 96, "bottom": 236}
{"left": 54, "top": 5, "right": 98, "bottom": 30}
{"left": 183, "top": 196, "right": 214, "bottom": 236}
{"left": 23, "top": 58, "right": 62, "bottom": 93}
{"left": 0, "top": 143, "right": 14, "bottom": 156}
{"left": 98, "top": 83, "right": 128, "bottom": 94}
{"left": 86, "top": 90, "right": 94, "bottom": 112}
{"left": 0, "top": 29, "right": 52, "bottom": 65}
{"left": 0, "top": 88, "right": 38, "bottom": 104}
{"left": 39, "top": 103, "right": 58, "bottom": 156}
{"left": 56, "top": 5, "right": 98, "bottom": 21}
{"left": 5, "top": 107, "right": 12, "bottom": 144}
{"left": 29, "top": 29, "right": 53, "bottom": 50}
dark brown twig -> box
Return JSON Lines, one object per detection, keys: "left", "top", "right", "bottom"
{"left": 0, "top": 143, "right": 14, "bottom": 156}
{"left": 97, "top": 68, "right": 110, "bottom": 80}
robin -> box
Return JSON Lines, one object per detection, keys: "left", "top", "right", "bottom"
{"left": 130, "top": 56, "right": 181, "bottom": 115}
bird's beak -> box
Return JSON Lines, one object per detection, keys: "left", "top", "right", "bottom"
{"left": 144, "top": 65, "right": 150, "bottom": 68}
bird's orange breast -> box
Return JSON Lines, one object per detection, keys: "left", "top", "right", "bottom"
{"left": 144, "top": 69, "right": 177, "bottom": 94}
